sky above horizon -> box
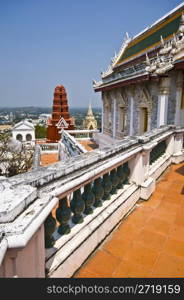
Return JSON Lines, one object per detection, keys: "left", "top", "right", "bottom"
{"left": 0, "top": 0, "right": 182, "bottom": 108}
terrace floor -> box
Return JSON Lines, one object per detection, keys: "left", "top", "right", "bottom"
{"left": 77, "top": 139, "right": 99, "bottom": 151}
{"left": 41, "top": 153, "right": 58, "bottom": 166}
{"left": 74, "top": 162, "right": 184, "bottom": 278}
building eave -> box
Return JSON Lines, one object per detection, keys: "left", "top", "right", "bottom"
{"left": 94, "top": 73, "right": 151, "bottom": 92}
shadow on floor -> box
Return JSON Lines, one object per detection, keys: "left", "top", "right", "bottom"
{"left": 175, "top": 165, "right": 184, "bottom": 176}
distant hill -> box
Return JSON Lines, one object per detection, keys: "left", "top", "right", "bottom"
{"left": 0, "top": 106, "right": 101, "bottom": 114}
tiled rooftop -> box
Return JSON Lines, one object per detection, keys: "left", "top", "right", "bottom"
{"left": 75, "top": 163, "right": 184, "bottom": 278}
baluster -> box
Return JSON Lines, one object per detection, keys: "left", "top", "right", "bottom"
{"left": 123, "top": 162, "right": 130, "bottom": 183}
{"left": 44, "top": 213, "right": 56, "bottom": 248}
{"left": 117, "top": 165, "right": 126, "bottom": 188}
{"left": 56, "top": 197, "right": 71, "bottom": 235}
{"left": 93, "top": 177, "right": 104, "bottom": 207}
{"left": 71, "top": 189, "right": 85, "bottom": 224}
{"left": 102, "top": 173, "right": 112, "bottom": 200}
{"left": 82, "top": 183, "right": 95, "bottom": 214}
{"left": 110, "top": 169, "right": 119, "bottom": 194}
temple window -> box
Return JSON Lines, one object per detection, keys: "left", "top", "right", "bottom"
{"left": 140, "top": 107, "right": 148, "bottom": 134}
{"left": 104, "top": 104, "right": 110, "bottom": 128}
{"left": 118, "top": 106, "right": 125, "bottom": 132}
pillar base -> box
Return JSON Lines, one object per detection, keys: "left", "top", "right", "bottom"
{"left": 140, "top": 177, "right": 155, "bottom": 200}
{"left": 172, "top": 152, "right": 184, "bottom": 164}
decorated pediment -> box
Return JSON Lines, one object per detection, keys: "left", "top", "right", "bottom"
{"left": 103, "top": 92, "right": 112, "bottom": 108}
{"left": 116, "top": 89, "right": 128, "bottom": 107}
{"left": 13, "top": 120, "right": 35, "bottom": 130}
{"left": 137, "top": 86, "right": 152, "bottom": 111}
{"left": 56, "top": 117, "right": 69, "bottom": 129}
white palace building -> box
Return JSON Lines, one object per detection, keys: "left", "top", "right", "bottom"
{"left": 12, "top": 119, "right": 35, "bottom": 145}
{"left": 93, "top": 3, "right": 184, "bottom": 143}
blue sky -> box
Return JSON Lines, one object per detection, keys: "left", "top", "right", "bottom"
{"left": 0, "top": 0, "right": 182, "bottom": 108}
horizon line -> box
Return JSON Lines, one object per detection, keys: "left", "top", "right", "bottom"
{"left": 0, "top": 105, "right": 102, "bottom": 109}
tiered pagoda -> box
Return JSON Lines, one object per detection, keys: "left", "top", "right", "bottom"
{"left": 47, "top": 85, "right": 75, "bottom": 142}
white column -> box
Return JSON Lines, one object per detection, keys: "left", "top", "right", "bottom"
{"left": 129, "top": 152, "right": 144, "bottom": 185}
{"left": 166, "top": 134, "right": 174, "bottom": 156}
{"left": 157, "top": 77, "right": 170, "bottom": 128}
{"left": 175, "top": 71, "right": 183, "bottom": 126}
{"left": 22, "top": 132, "right": 26, "bottom": 142}
{"left": 113, "top": 98, "right": 116, "bottom": 139}
{"left": 129, "top": 145, "right": 156, "bottom": 200}
{"left": 130, "top": 96, "right": 134, "bottom": 136}
{"left": 157, "top": 95, "right": 168, "bottom": 127}
{"left": 101, "top": 100, "right": 104, "bottom": 134}
{"left": 174, "top": 132, "right": 183, "bottom": 155}
{"left": 172, "top": 131, "right": 184, "bottom": 164}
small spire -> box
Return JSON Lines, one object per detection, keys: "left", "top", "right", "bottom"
{"left": 87, "top": 102, "right": 94, "bottom": 117}
{"left": 160, "top": 35, "right": 165, "bottom": 47}
{"left": 178, "top": 12, "right": 184, "bottom": 33}
{"left": 125, "top": 32, "right": 130, "bottom": 40}
{"left": 146, "top": 53, "right": 150, "bottom": 66}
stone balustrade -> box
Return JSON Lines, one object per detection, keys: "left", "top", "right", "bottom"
{"left": 0, "top": 125, "right": 184, "bottom": 278}
{"left": 67, "top": 129, "right": 99, "bottom": 139}
{"left": 39, "top": 143, "right": 59, "bottom": 152}
{"left": 61, "top": 130, "right": 87, "bottom": 156}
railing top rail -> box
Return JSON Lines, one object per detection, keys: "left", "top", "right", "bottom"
{"left": 39, "top": 143, "right": 59, "bottom": 147}
{"left": 67, "top": 130, "right": 99, "bottom": 134}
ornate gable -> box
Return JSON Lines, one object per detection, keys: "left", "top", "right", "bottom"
{"left": 136, "top": 86, "right": 152, "bottom": 111}
{"left": 116, "top": 88, "right": 128, "bottom": 107}
{"left": 56, "top": 117, "right": 69, "bottom": 129}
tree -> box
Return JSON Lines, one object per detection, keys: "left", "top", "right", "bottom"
{"left": 0, "top": 133, "right": 34, "bottom": 177}
{"left": 35, "top": 125, "right": 47, "bottom": 139}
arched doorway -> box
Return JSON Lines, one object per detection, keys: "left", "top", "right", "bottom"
{"left": 16, "top": 134, "right": 23, "bottom": 141}
{"left": 26, "top": 134, "right": 32, "bottom": 141}
{"left": 139, "top": 107, "right": 148, "bottom": 134}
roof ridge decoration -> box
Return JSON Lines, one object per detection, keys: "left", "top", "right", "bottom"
{"left": 129, "top": 2, "right": 184, "bottom": 43}
{"left": 93, "top": 6, "right": 184, "bottom": 91}
{"left": 146, "top": 13, "right": 184, "bottom": 75}
{"left": 100, "top": 32, "right": 131, "bottom": 79}
{"left": 116, "top": 4, "right": 184, "bottom": 66}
